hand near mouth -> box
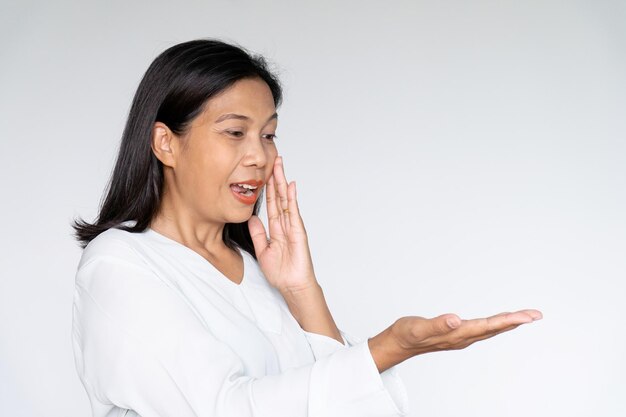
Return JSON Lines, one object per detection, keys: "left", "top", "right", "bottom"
{"left": 248, "top": 156, "right": 319, "bottom": 294}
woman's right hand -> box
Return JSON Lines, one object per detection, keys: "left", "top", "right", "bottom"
{"left": 368, "top": 309, "right": 543, "bottom": 373}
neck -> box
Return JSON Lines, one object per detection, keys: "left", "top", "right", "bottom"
{"left": 150, "top": 191, "right": 229, "bottom": 257}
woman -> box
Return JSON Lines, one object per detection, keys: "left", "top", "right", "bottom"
{"left": 71, "top": 38, "right": 542, "bottom": 417}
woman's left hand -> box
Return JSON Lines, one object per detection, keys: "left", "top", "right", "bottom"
{"left": 248, "top": 156, "right": 318, "bottom": 294}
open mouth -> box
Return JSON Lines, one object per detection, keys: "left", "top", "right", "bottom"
{"left": 229, "top": 183, "right": 258, "bottom": 197}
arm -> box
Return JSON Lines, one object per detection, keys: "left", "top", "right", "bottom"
{"left": 280, "top": 282, "right": 344, "bottom": 345}
{"left": 248, "top": 156, "right": 346, "bottom": 345}
{"left": 277, "top": 278, "right": 543, "bottom": 374}
{"left": 248, "top": 156, "right": 542, "bottom": 377}
{"left": 73, "top": 254, "right": 408, "bottom": 417}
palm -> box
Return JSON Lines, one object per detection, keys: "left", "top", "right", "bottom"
{"left": 248, "top": 156, "right": 317, "bottom": 293}
{"left": 391, "top": 310, "right": 543, "bottom": 354}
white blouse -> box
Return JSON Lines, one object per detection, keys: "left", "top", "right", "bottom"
{"left": 71, "top": 222, "right": 410, "bottom": 417}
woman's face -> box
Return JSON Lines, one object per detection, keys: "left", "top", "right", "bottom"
{"left": 159, "top": 76, "right": 278, "bottom": 224}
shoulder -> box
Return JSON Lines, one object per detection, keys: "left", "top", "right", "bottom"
{"left": 78, "top": 221, "right": 147, "bottom": 271}
{"left": 74, "top": 222, "right": 165, "bottom": 302}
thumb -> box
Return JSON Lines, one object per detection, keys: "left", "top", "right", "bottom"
{"left": 430, "top": 313, "right": 461, "bottom": 335}
{"left": 248, "top": 215, "right": 268, "bottom": 256}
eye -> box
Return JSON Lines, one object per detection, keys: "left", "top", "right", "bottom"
{"left": 226, "top": 130, "right": 244, "bottom": 138}
{"left": 263, "top": 134, "right": 277, "bottom": 141}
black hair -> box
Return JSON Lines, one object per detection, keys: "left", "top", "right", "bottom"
{"left": 71, "top": 38, "right": 283, "bottom": 260}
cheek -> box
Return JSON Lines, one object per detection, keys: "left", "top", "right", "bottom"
{"left": 267, "top": 145, "right": 278, "bottom": 163}
{"left": 266, "top": 153, "right": 278, "bottom": 180}
{"left": 183, "top": 153, "right": 223, "bottom": 196}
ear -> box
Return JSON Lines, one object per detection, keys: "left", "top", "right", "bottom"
{"left": 151, "top": 122, "right": 178, "bottom": 168}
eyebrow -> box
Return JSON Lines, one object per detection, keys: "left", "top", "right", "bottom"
{"left": 215, "top": 112, "right": 278, "bottom": 124}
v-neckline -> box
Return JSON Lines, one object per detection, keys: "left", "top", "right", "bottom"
{"left": 144, "top": 227, "right": 246, "bottom": 288}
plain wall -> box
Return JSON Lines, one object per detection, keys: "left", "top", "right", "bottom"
{"left": 1, "top": 1, "right": 624, "bottom": 416}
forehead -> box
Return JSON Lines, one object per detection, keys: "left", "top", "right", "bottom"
{"left": 201, "top": 77, "right": 277, "bottom": 123}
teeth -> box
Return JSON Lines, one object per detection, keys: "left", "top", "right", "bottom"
{"left": 237, "top": 183, "right": 257, "bottom": 190}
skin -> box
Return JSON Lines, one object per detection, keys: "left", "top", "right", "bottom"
{"left": 150, "top": 76, "right": 543, "bottom": 374}
{"left": 150, "top": 77, "right": 279, "bottom": 282}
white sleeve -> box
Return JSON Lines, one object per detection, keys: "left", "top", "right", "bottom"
{"left": 72, "top": 252, "right": 409, "bottom": 417}
{"left": 302, "top": 330, "right": 410, "bottom": 415}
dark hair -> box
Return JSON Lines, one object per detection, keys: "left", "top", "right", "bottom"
{"left": 71, "top": 38, "right": 283, "bottom": 260}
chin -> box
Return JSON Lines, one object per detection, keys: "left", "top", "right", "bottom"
{"left": 229, "top": 209, "right": 255, "bottom": 224}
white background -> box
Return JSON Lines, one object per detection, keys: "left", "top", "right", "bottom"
{"left": 1, "top": 1, "right": 624, "bottom": 416}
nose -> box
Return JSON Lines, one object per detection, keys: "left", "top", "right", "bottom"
{"left": 242, "top": 136, "right": 268, "bottom": 169}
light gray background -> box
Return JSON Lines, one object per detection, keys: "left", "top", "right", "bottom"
{"left": 1, "top": 1, "right": 624, "bottom": 416}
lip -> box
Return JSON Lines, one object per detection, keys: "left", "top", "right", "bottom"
{"left": 230, "top": 179, "right": 264, "bottom": 205}
{"left": 230, "top": 179, "right": 265, "bottom": 187}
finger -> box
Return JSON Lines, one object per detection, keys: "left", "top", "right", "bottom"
{"left": 461, "top": 322, "right": 525, "bottom": 348}
{"left": 273, "top": 156, "right": 291, "bottom": 231}
{"left": 266, "top": 173, "right": 279, "bottom": 222}
{"left": 493, "top": 310, "right": 537, "bottom": 326}
{"left": 265, "top": 174, "right": 284, "bottom": 240}
{"left": 463, "top": 310, "right": 542, "bottom": 345}
{"left": 483, "top": 322, "right": 524, "bottom": 339}
{"left": 429, "top": 313, "right": 462, "bottom": 335}
{"left": 483, "top": 313, "right": 530, "bottom": 334}
{"left": 517, "top": 309, "right": 543, "bottom": 321}
{"left": 274, "top": 156, "right": 290, "bottom": 212}
{"left": 247, "top": 215, "right": 269, "bottom": 256}
{"left": 286, "top": 180, "right": 306, "bottom": 236}
{"left": 459, "top": 311, "right": 535, "bottom": 339}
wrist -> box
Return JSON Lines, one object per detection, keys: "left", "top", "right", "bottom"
{"left": 278, "top": 278, "right": 321, "bottom": 300}
{"left": 278, "top": 282, "right": 341, "bottom": 340}
{"left": 368, "top": 323, "right": 415, "bottom": 373}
